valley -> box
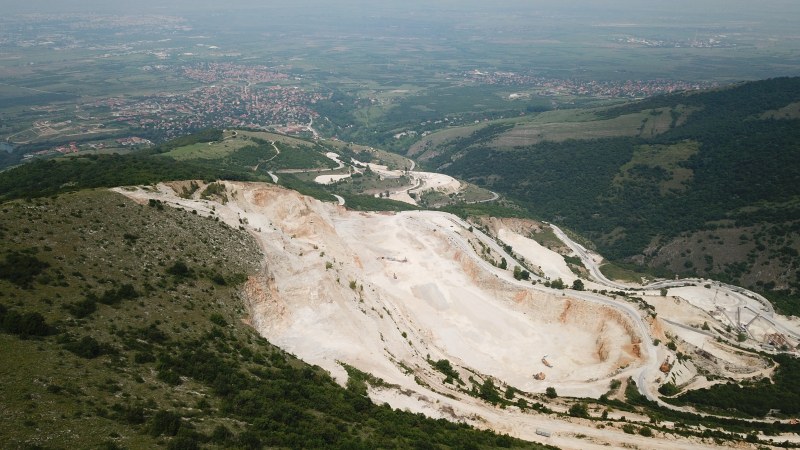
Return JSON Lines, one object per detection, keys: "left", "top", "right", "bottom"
{"left": 2, "top": 2, "right": 800, "bottom": 449}
{"left": 2, "top": 95, "right": 800, "bottom": 446}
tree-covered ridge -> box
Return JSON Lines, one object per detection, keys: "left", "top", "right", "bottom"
{"left": 668, "top": 353, "right": 800, "bottom": 417}
{"left": 0, "top": 153, "right": 255, "bottom": 202}
{"left": 439, "top": 77, "right": 800, "bottom": 309}
{"left": 596, "top": 77, "right": 800, "bottom": 123}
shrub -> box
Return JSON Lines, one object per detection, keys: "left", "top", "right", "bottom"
{"left": 479, "top": 379, "right": 502, "bottom": 404}
{"left": 568, "top": 402, "right": 589, "bottom": 418}
{"left": 210, "top": 273, "right": 227, "bottom": 285}
{"left": 134, "top": 351, "right": 156, "bottom": 364}
{"left": 210, "top": 313, "right": 227, "bottom": 327}
{"left": 115, "top": 403, "right": 145, "bottom": 425}
{"left": 0, "top": 251, "right": 50, "bottom": 288}
{"left": 624, "top": 378, "right": 650, "bottom": 406}
{"left": 505, "top": 386, "right": 517, "bottom": 400}
{"left": 167, "top": 436, "right": 199, "bottom": 450}
{"left": 237, "top": 430, "right": 262, "bottom": 450}
{"left": 545, "top": 387, "right": 557, "bottom": 398}
{"left": 64, "top": 336, "right": 108, "bottom": 359}
{"left": 512, "top": 266, "right": 530, "bottom": 280}
{"left": 68, "top": 297, "right": 97, "bottom": 318}
{"left": 211, "top": 425, "right": 234, "bottom": 443}
{"left": 1, "top": 309, "right": 51, "bottom": 337}
{"left": 97, "top": 284, "right": 139, "bottom": 305}
{"left": 431, "top": 358, "right": 461, "bottom": 383}
{"left": 658, "top": 382, "right": 680, "bottom": 396}
{"left": 157, "top": 368, "right": 182, "bottom": 386}
{"left": 167, "top": 260, "right": 192, "bottom": 279}
{"left": 149, "top": 410, "right": 181, "bottom": 437}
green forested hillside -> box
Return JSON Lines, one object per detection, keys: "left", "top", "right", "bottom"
{"left": 0, "top": 154, "right": 254, "bottom": 201}
{"left": 435, "top": 77, "right": 800, "bottom": 312}
{"left": 0, "top": 190, "right": 546, "bottom": 450}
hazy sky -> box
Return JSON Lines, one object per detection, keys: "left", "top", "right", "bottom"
{"left": 1, "top": 0, "right": 799, "bottom": 81}
{"left": 3, "top": 0, "right": 800, "bottom": 46}
{"left": 2, "top": 0, "right": 799, "bottom": 16}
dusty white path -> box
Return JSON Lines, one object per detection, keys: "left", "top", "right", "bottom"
{"left": 324, "top": 151, "right": 345, "bottom": 169}
{"left": 315, "top": 155, "right": 462, "bottom": 205}
{"left": 314, "top": 173, "right": 351, "bottom": 184}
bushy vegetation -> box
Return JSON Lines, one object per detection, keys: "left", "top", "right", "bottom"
{"left": 63, "top": 335, "right": 114, "bottom": 359}
{"left": 267, "top": 141, "right": 337, "bottom": 170}
{"left": 658, "top": 382, "right": 680, "bottom": 396}
{"left": 201, "top": 182, "right": 228, "bottom": 202}
{"left": 277, "top": 173, "right": 336, "bottom": 202}
{"left": 0, "top": 250, "right": 50, "bottom": 288}
{"left": 513, "top": 266, "right": 530, "bottom": 281}
{"left": 763, "top": 289, "right": 800, "bottom": 317}
{"left": 0, "top": 305, "right": 52, "bottom": 337}
{"left": 429, "top": 358, "right": 463, "bottom": 385}
{"left": 545, "top": 387, "right": 557, "bottom": 398}
{"left": 568, "top": 402, "right": 589, "bottom": 418}
{"left": 670, "top": 354, "right": 800, "bottom": 417}
{"left": 589, "top": 372, "right": 800, "bottom": 441}
{"left": 0, "top": 153, "right": 252, "bottom": 201}
{"left": 339, "top": 193, "right": 418, "bottom": 212}
{"left": 422, "top": 123, "right": 515, "bottom": 169}
{"left": 441, "top": 199, "right": 533, "bottom": 220}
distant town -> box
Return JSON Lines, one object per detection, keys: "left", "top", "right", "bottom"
{"left": 614, "top": 34, "right": 737, "bottom": 49}
{"left": 462, "top": 70, "right": 719, "bottom": 99}
{"left": 97, "top": 63, "right": 330, "bottom": 140}
{"left": 7, "top": 60, "right": 721, "bottom": 160}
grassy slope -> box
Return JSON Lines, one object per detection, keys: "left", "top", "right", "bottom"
{"left": 411, "top": 105, "right": 682, "bottom": 163}
{"left": 0, "top": 190, "right": 548, "bottom": 450}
